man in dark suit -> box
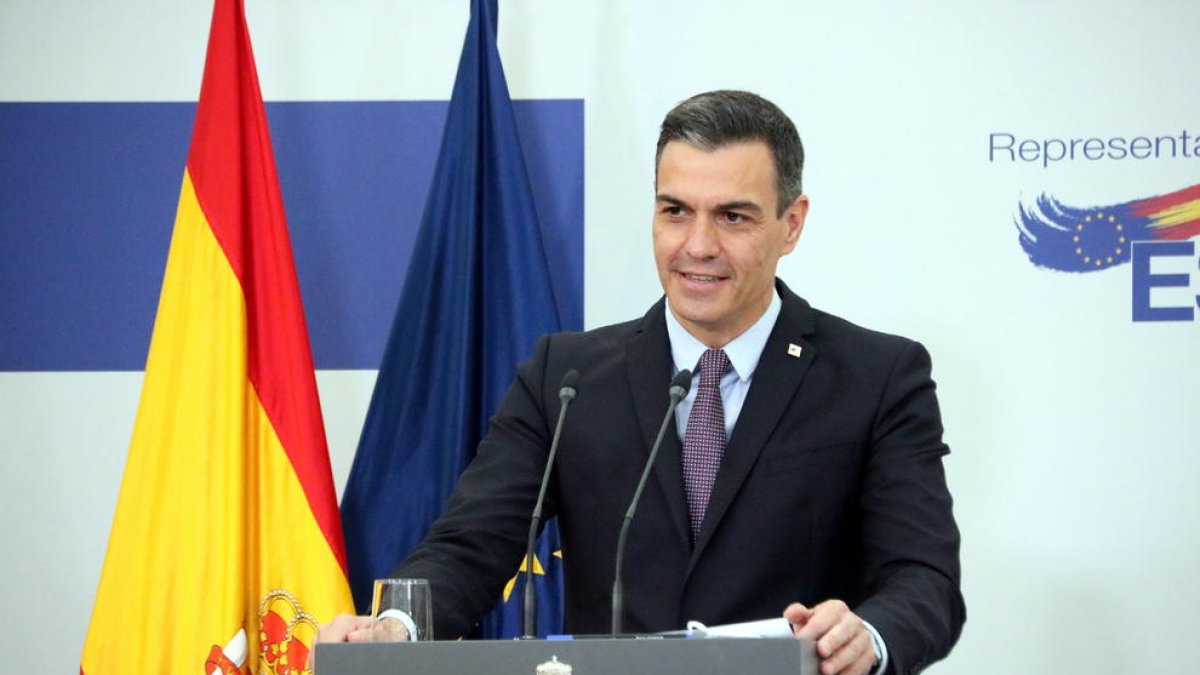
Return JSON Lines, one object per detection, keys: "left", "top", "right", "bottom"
{"left": 321, "top": 90, "right": 964, "bottom": 675}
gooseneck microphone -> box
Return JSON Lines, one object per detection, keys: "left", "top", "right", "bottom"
{"left": 611, "top": 369, "right": 692, "bottom": 635}
{"left": 521, "top": 369, "right": 580, "bottom": 639}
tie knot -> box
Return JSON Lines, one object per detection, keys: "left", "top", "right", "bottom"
{"left": 698, "top": 348, "right": 730, "bottom": 388}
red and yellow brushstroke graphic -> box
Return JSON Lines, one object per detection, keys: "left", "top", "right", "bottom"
{"left": 80, "top": 1, "right": 353, "bottom": 672}
{"left": 1126, "top": 183, "right": 1200, "bottom": 241}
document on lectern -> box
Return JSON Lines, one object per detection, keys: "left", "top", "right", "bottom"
{"left": 672, "top": 617, "right": 793, "bottom": 638}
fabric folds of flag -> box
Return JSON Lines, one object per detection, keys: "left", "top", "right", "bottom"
{"left": 1016, "top": 182, "right": 1200, "bottom": 272}
{"left": 80, "top": 1, "right": 353, "bottom": 673}
{"left": 339, "top": 0, "right": 573, "bottom": 639}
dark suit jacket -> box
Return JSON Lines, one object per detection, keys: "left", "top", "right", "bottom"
{"left": 396, "top": 280, "right": 964, "bottom": 674}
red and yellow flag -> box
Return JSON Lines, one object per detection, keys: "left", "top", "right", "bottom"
{"left": 81, "top": 1, "right": 353, "bottom": 672}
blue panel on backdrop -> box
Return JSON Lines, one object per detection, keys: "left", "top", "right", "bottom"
{"left": 0, "top": 100, "right": 583, "bottom": 371}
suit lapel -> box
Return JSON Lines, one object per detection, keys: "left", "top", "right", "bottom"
{"left": 689, "top": 282, "right": 819, "bottom": 566}
{"left": 625, "top": 298, "right": 692, "bottom": 550}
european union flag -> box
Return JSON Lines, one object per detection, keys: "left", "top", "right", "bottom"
{"left": 340, "top": 0, "right": 573, "bottom": 638}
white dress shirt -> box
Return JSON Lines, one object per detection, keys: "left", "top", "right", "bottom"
{"left": 665, "top": 290, "right": 781, "bottom": 440}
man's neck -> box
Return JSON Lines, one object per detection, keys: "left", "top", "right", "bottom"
{"left": 664, "top": 289, "right": 782, "bottom": 379}
{"left": 669, "top": 298, "right": 773, "bottom": 349}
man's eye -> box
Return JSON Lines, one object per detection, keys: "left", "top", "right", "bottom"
{"left": 662, "top": 206, "right": 685, "bottom": 217}
{"left": 724, "top": 212, "right": 746, "bottom": 223}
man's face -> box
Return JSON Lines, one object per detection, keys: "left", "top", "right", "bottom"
{"left": 653, "top": 140, "right": 807, "bottom": 348}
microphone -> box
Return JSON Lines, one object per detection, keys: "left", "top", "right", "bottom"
{"left": 611, "top": 369, "right": 692, "bottom": 635}
{"left": 521, "top": 369, "right": 580, "bottom": 639}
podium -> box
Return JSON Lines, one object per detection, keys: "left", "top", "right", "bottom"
{"left": 314, "top": 637, "right": 817, "bottom": 674}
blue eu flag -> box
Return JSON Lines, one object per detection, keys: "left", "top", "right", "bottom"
{"left": 340, "top": 0, "right": 574, "bottom": 638}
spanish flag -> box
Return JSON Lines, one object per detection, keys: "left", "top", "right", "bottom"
{"left": 80, "top": 1, "right": 353, "bottom": 673}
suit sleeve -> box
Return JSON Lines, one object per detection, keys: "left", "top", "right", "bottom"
{"left": 389, "top": 335, "right": 557, "bottom": 639}
{"left": 854, "top": 340, "right": 965, "bottom": 675}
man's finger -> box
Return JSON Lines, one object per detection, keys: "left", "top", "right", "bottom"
{"left": 783, "top": 602, "right": 813, "bottom": 634}
{"left": 317, "top": 613, "right": 363, "bottom": 644}
{"left": 819, "top": 627, "right": 872, "bottom": 675}
{"left": 815, "top": 608, "right": 859, "bottom": 657}
{"left": 795, "top": 599, "right": 848, "bottom": 644}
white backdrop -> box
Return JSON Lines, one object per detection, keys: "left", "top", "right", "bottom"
{"left": 2, "top": 1, "right": 1198, "bottom": 672}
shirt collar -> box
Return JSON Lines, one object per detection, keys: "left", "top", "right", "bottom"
{"left": 664, "top": 288, "right": 781, "bottom": 383}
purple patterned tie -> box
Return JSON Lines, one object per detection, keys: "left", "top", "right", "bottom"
{"left": 682, "top": 348, "right": 730, "bottom": 539}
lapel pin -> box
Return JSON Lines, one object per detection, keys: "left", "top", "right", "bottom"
{"left": 787, "top": 343, "right": 803, "bottom": 358}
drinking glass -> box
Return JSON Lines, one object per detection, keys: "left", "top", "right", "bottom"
{"left": 371, "top": 578, "right": 434, "bottom": 641}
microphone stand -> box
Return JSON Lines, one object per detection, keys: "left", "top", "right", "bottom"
{"left": 520, "top": 369, "right": 579, "bottom": 639}
{"left": 611, "top": 369, "right": 692, "bottom": 635}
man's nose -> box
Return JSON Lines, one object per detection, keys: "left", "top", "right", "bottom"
{"left": 683, "top": 217, "right": 720, "bottom": 259}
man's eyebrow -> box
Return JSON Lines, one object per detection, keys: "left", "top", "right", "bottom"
{"left": 715, "top": 200, "right": 763, "bottom": 214}
{"left": 655, "top": 195, "right": 764, "bottom": 214}
{"left": 655, "top": 193, "right": 688, "bottom": 207}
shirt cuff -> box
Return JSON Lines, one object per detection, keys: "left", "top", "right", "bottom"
{"left": 862, "top": 620, "right": 888, "bottom": 675}
{"left": 376, "top": 608, "right": 419, "bottom": 640}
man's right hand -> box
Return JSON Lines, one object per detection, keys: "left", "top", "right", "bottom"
{"left": 317, "top": 614, "right": 411, "bottom": 643}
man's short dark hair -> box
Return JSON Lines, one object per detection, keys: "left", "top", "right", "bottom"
{"left": 656, "top": 90, "right": 805, "bottom": 217}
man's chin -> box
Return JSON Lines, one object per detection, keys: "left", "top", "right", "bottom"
{"left": 666, "top": 297, "right": 724, "bottom": 328}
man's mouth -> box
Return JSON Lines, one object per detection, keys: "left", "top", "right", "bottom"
{"left": 682, "top": 272, "right": 725, "bottom": 283}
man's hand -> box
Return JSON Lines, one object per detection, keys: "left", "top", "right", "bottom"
{"left": 784, "top": 600, "right": 877, "bottom": 675}
{"left": 317, "top": 614, "right": 411, "bottom": 643}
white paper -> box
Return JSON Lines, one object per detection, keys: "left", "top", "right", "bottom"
{"left": 683, "top": 617, "right": 793, "bottom": 638}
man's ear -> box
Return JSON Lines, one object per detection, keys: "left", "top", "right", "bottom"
{"left": 780, "top": 194, "right": 809, "bottom": 254}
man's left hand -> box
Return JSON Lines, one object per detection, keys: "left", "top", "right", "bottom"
{"left": 784, "top": 600, "right": 877, "bottom": 675}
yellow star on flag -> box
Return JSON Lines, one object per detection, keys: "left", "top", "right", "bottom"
{"left": 503, "top": 554, "right": 545, "bottom": 602}
{"left": 501, "top": 550, "right": 563, "bottom": 602}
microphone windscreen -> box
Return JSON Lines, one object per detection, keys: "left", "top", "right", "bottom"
{"left": 559, "top": 369, "right": 580, "bottom": 401}
{"left": 669, "top": 368, "right": 692, "bottom": 400}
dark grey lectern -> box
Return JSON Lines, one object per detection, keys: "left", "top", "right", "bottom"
{"left": 314, "top": 637, "right": 817, "bottom": 675}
